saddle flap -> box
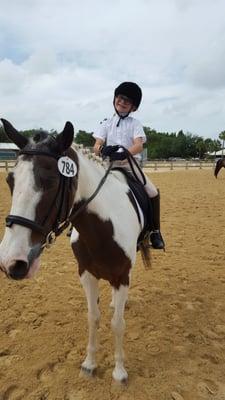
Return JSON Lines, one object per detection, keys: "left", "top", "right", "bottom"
{"left": 111, "top": 167, "right": 153, "bottom": 231}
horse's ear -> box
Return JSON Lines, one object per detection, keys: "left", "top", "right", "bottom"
{"left": 1, "top": 118, "right": 28, "bottom": 149}
{"left": 56, "top": 121, "right": 74, "bottom": 152}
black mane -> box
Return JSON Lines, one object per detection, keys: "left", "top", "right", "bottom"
{"left": 33, "top": 131, "right": 49, "bottom": 143}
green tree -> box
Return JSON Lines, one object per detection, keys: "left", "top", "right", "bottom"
{"left": 75, "top": 130, "right": 94, "bottom": 147}
{"left": 212, "top": 139, "right": 222, "bottom": 154}
{"left": 22, "top": 128, "right": 46, "bottom": 138}
{"left": 144, "top": 127, "right": 205, "bottom": 159}
{"left": 205, "top": 138, "right": 221, "bottom": 156}
{"left": 195, "top": 138, "right": 207, "bottom": 159}
{"left": 219, "top": 131, "right": 225, "bottom": 156}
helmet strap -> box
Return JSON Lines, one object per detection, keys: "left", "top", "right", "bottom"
{"left": 113, "top": 97, "right": 133, "bottom": 126}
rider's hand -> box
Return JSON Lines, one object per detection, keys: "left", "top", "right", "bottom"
{"left": 109, "top": 151, "right": 127, "bottom": 161}
{"left": 100, "top": 145, "right": 120, "bottom": 159}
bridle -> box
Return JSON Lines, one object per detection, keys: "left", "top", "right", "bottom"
{"left": 5, "top": 149, "right": 113, "bottom": 250}
{"left": 5, "top": 149, "right": 74, "bottom": 249}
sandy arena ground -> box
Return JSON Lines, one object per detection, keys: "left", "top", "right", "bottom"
{"left": 1, "top": 169, "right": 225, "bottom": 400}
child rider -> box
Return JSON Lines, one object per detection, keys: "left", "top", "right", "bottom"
{"left": 93, "top": 81, "right": 165, "bottom": 250}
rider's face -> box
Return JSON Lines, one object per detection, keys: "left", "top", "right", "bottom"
{"left": 114, "top": 95, "right": 136, "bottom": 114}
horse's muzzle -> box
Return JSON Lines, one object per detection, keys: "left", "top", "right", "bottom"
{"left": 8, "top": 260, "right": 29, "bottom": 280}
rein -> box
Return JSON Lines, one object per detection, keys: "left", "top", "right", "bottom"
{"left": 104, "top": 145, "right": 146, "bottom": 186}
{"left": 6, "top": 149, "right": 113, "bottom": 249}
{"left": 118, "top": 146, "right": 146, "bottom": 186}
{"left": 42, "top": 159, "right": 113, "bottom": 247}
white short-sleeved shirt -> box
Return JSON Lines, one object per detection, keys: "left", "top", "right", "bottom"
{"left": 93, "top": 114, "right": 146, "bottom": 160}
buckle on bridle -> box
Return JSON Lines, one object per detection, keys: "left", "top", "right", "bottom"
{"left": 44, "top": 231, "right": 57, "bottom": 249}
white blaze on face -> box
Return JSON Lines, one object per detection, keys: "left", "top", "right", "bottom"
{"left": 0, "top": 159, "right": 42, "bottom": 271}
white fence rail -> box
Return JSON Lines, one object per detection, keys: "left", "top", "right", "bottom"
{"left": 0, "top": 160, "right": 16, "bottom": 172}
{"left": 0, "top": 159, "right": 217, "bottom": 172}
{"left": 143, "top": 160, "right": 216, "bottom": 171}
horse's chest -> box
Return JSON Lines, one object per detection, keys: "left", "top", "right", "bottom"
{"left": 71, "top": 212, "right": 132, "bottom": 288}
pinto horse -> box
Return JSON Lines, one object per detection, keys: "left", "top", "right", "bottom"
{"left": 214, "top": 157, "right": 225, "bottom": 178}
{"left": 0, "top": 119, "right": 151, "bottom": 383}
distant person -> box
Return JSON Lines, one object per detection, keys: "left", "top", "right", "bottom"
{"left": 93, "top": 81, "right": 165, "bottom": 250}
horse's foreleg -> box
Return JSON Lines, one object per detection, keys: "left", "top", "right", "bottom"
{"left": 111, "top": 284, "right": 129, "bottom": 383}
{"left": 80, "top": 271, "right": 100, "bottom": 375}
{"left": 110, "top": 273, "right": 130, "bottom": 308}
{"left": 110, "top": 287, "right": 116, "bottom": 308}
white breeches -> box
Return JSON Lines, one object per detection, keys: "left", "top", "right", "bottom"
{"left": 112, "top": 160, "right": 158, "bottom": 198}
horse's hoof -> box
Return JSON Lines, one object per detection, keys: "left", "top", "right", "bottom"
{"left": 112, "top": 368, "right": 128, "bottom": 384}
{"left": 120, "top": 377, "right": 128, "bottom": 385}
{"left": 112, "top": 376, "right": 128, "bottom": 386}
{"left": 80, "top": 366, "right": 96, "bottom": 378}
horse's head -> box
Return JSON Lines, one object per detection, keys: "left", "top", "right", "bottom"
{"left": 0, "top": 119, "right": 78, "bottom": 280}
{"left": 214, "top": 157, "right": 225, "bottom": 178}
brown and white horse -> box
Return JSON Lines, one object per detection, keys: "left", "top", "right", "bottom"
{"left": 214, "top": 157, "right": 225, "bottom": 178}
{"left": 0, "top": 119, "right": 151, "bottom": 383}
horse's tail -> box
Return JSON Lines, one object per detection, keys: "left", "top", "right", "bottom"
{"left": 139, "top": 237, "right": 151, "bottom": 270}
{"left": 214, "top": 158, "right": 225, "bottom": 178}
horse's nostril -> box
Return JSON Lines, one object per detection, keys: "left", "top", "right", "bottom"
{"left": 8, "top": 260, "right": 28, "bottom": 280}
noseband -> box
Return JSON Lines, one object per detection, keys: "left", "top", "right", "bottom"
{"left": 5, "top": 149, "right": 73, "bottom": 249}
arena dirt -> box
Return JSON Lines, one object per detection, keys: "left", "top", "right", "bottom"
{"left": 1, "top": 169, "right": 225, "bottom": 400}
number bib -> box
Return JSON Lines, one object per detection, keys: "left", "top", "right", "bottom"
{"left": 58, "top": 156, "right": 77, "bottom": 177}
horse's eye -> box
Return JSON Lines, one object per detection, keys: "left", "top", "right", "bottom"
{"left": 6, "top": 172, "right": 14, "bottom": 194}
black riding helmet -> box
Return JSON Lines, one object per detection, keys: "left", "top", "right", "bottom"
{"left": 114, "top": 82, "right": 142, "bottom": 109}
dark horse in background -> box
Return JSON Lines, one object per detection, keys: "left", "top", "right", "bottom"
{"left": 0, "top": 119, "right": 151, "bottom": 383}
{"left": 214, "top": 157, "right": 225, "bottom": 178}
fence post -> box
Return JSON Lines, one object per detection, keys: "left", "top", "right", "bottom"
{"left": 199, "top": 161, "right": 202, "bottom": 169}
{"left": 170, "top": 162, "right": 173, "bottom": 170}
{"left": 185, "top": 161, "right": 188, "bottom": 170}
{"left": 5, "top": 161, "right": 8, "bottom": 172}
{"left": 154, "top": 162, "right": 157, "bottom": 170}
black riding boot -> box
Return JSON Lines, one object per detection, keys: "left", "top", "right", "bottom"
{"left": 149, "top": 191, "right": 165, "bottom": 250}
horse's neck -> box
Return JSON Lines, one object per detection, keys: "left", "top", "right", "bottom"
{"left": 75, "top": 151, "right": 107, "bottom": 202}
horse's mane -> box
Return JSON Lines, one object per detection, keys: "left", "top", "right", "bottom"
{"left": 25, "top": 133, "right": 104, "bottom": 167}
{"left": 72, "top": 143, "right": 106, "bottom": 168}
{"left": 27, "top": 130, "right": 103, "bottom": 166}
{"left": 27, "top": 131, "right": 59, "bottom": 153}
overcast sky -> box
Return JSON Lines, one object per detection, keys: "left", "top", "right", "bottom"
{"left": 0, "top": 0, "right": 225, "bottom": 139}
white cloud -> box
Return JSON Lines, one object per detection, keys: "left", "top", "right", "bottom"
{"left": 0, "top": 0, "right": 225, "bottom": 138}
